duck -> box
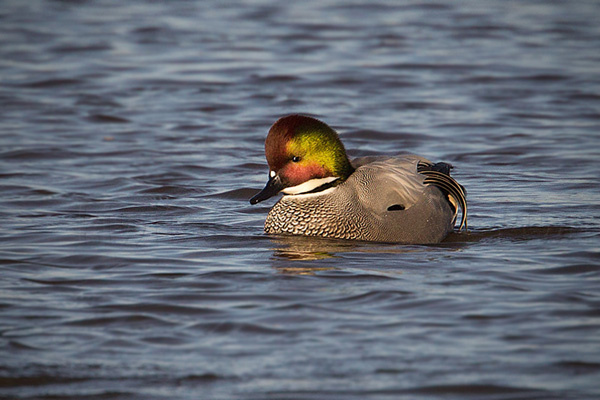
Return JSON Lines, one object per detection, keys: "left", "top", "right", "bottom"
{"left": 249, "top": 114, "right": 467, "bottom": 244}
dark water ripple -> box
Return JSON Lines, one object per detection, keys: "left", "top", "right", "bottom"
{"left": 1, "top": 0, "right": 600, "bottom": 399}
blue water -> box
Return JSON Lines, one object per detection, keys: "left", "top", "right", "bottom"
{"left": 1, "top": 0, "right": 599, "bottom": 399}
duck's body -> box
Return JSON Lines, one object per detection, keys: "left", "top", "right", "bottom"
{"left": 250, "top": 115, "right": 467, "bottom": 244}
{"left": 264, "top": 154, "right": 458, "bottom": 243}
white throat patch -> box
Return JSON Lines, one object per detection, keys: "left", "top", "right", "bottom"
{"left": 282, "top": 176, "right": 339, "bottom": 195}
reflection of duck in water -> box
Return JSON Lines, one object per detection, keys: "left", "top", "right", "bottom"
{"left": 250, "top": 115, "right": 467, "bottom": 244}
{"left": 270, "top": 235, "right": 353, "bottom": 261}
{"left": 269, "top": 235, "right": 430, "bottom": 265}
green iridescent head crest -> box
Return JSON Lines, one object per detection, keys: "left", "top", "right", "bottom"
{"left": 265, "top": 114, "right": 355, "bottom": 181}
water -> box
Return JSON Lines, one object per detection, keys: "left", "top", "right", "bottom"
{"left": 1, "top": 0, "right": 599, "bottom": 399}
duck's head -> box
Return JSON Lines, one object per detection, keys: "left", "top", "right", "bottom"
{"left": 250, "top": 114, "right": 354, "bottom": 205}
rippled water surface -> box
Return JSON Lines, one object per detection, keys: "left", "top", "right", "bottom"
{"left": 1, "top": 1, "right": 600, "bottom": 399}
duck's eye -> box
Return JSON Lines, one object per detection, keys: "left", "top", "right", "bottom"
{"left": 292, "top": 156, "right": 300, "bottom": 162}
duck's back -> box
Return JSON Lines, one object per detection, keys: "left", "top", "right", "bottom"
{"left": 264, "top": 154, "right": 456, "bottom": 243}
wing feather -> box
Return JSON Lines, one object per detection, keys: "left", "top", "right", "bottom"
{"left": 417, "top": 161, "right": 468, "bottom": 231}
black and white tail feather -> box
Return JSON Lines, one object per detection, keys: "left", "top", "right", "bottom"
{"left": 417, "top": 161, "right": 468, "bottom": 231}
